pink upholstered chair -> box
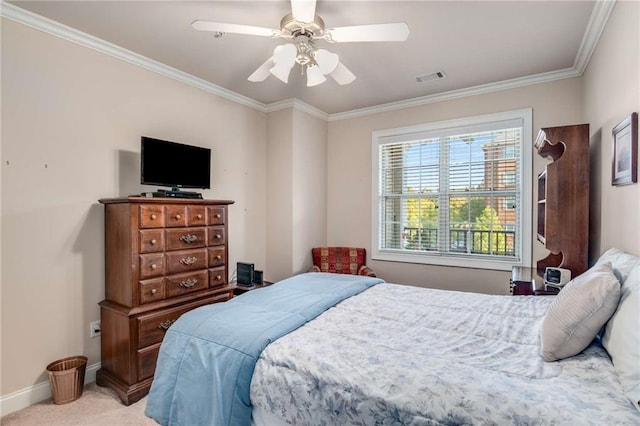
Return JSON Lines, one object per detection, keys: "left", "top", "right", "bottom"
{"left": 309, "top": 247, "right": 376, "bottom": 277}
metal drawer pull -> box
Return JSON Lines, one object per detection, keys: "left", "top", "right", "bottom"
{"left": 158, "top": 319, "right": 176, "bottom": 330}
{"left": 179, "top": 278, "right": 198, "bottom": 288}
{"left": 180, "top": 256, "right": 197, "bottom": 265}
{"left": 180, "top": 234, "right": 198, "bottom": 244}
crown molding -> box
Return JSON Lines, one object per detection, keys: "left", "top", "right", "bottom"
{"left": 2, "top": 0, "right": 615, "bottom": 122}
{"left": 573, "top": 0, "right": 616, "bottom": 73}
{"left": 265, "top": 98, "right": 329, "bottom": 121}
{"left": 328, "top": 67, "right": 581, "bottom": 121}
{"left": 0, "top": 2, "right": 267, "bottom": 113}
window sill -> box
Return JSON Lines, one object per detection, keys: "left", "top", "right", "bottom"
{"left": 372, "top": 250, "right": 523, "bottom": 271}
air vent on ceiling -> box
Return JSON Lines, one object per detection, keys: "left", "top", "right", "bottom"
{"left": 416, "top": 71, "right": 447, "bottom": 83}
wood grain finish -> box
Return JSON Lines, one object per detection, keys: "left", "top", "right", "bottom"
{"left": 535, "top": 124, "right": 589, "bottom": 278}
{"left": 97, "top": 197, "right": 234, "bottom": 405}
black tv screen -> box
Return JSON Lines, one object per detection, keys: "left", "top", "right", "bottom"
{"left": 141, "top": 137, "right": 211, "bottom": 189}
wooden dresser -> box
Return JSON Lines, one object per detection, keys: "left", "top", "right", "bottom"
{"left": 96, "top": 197, "right": 234, "bottom": 405}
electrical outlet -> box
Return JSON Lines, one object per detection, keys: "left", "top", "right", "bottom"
{"left": 90, "top": 320, "right": 101, "bottom": 338}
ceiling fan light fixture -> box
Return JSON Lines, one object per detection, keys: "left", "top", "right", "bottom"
{"left": 314, "top": 49, "right": 339, "bottom": 74}
{"left": 269, "top": 63, "right": 294, "bottom": 83}
{"left": 306, "top": 65, "right": 327, "bottom": 87}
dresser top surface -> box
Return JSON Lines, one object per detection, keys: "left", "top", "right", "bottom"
{"left": 99, "top": 196, "right": 235, "bottom": 205}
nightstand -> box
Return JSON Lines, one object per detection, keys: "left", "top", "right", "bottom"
{"left": 233, "top": 281, "right": 274, "bottom": 296}
{"left": 510, "top": 266, "right": 560, "bottom": 296}
{"left": 510, "top": 266, "right": 535, "bottom": 295}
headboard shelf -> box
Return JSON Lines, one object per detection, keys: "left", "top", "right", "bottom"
{"left": 535, "top": 123, "right": 589, "bottom": 277}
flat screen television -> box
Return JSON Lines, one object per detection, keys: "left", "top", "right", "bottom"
{"left": 141, "top": 136, "right": 211, "bottom": 191}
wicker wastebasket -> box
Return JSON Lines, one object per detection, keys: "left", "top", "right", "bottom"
{"left": 46, "top": 356, "right": 87, "bottom": 404}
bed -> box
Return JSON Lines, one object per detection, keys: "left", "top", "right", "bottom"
{"left": 145, "top": 248, "right": 640, "bottom": 425}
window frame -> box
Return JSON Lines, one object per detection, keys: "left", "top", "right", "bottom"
{"left": 371, "top": 109, "right": 532, "bottom": 271}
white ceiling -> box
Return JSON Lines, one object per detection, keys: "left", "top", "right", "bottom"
{"left": 7, "top": 1, "right": 601, "bottom": 115}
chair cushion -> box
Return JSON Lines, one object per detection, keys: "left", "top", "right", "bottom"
{"left": 312, "top": 247, "right": 366, "bottom": 275}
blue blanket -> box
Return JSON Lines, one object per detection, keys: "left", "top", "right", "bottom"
{"left": 145, "top": 272, "right": 383, "bottom": 426}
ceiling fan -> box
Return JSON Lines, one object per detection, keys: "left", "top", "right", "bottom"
{"left": 192, "top": 0, "right": 410, "bottom": 87}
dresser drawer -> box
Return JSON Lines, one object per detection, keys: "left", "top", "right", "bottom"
{"left": 165, "top": 248, "right": 207, "bottom": 274}
{"left": 209, "top": 266, "right": 227, "bottom": 288}
{"left": 207, "top": 207, "right": 226, "bottom": 225}
{"left": 166, "top": 270, "right": 208, "bottom": 298}
{"left": 139, "top": 205, "right": 164, "bottom": 228}
{"left": 207, "top": 247, "right": 226, "bottom": 267}
{"left": 137, "top": 343, "right": 160, "bottom": 381}
{"left": 139, "top": 277, "right": 165, "bottom": 304}
{"left": 139, "top": 253, "right": 165, "bottom": 279}
{"left": 165, "top": 227, "right": 206, "bottom": 251}
{"left": 165, "top": 206, "right": 187, "bottom": 227}
{"left": 139, "top": 229, "right": 165, "bottom": 253}
{"left": 187, "top": 206, "right": 206, "bottom": 226}
{"left": 207, "top": 226, "right": 226, "bottom": 246}
{"left": 136, "top": 294, "right": 230, "bottom": 348}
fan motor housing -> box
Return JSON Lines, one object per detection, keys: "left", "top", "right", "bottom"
{"left": 280, "top": 13, "right": 325, "bottom": 38}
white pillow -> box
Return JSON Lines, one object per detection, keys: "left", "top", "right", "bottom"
{"left": 596, "top": 247, "right": 640, "bottom": 284}
{"left": 541, "top": 262, "right": 621, "bottom": 362}
{"left": 602, "top": 263, "right": 640, "bottom": 410}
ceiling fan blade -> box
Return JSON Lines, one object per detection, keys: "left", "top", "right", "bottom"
{"left": 330, "top": 62, "right": 356, "bottom": 85}
{"left": 248, "top": 57, "right": 275, "bottom": 82}
{"left": 315, "top": 49, "right": 339, "bottom": 75}
{"left": 324, "top": 23, "right": 410, "bottom": 42}
{"left": 191, "top": 20, "right": 279, "bottom": 37}
{"left": 290, "top": 0, "right": 317, "bottom": 24}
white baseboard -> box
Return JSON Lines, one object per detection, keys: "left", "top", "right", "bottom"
{"left": 0, "top": 362, "right": 101, "bottom": 417}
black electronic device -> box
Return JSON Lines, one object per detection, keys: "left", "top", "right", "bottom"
{"left": 237, "top": 262, "right": 254, "bottom": 286}
{"left": 141, "top": 189, "right": 203, "bottom": 199}
{"left": 544, "top": 267, "right": 571, "bottom": 287}
{"left": 253, "top": 270, "right": 263, "bottom": 285}
{"left": 141, "top": 136, "right": 211, "bottom": 193}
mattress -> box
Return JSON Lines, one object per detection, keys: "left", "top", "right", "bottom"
{"left": 250, "top": 283, "right": 640, "bottom": 425}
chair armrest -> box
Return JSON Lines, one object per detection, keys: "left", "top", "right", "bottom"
{"left": 358, "top": 265, "right": 376, "bottom": 277}
{"left": 309, "top": 265, "right": 321, "bottom": 273}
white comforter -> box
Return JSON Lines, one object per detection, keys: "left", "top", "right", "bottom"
{"left": 250, "top": 283, "right": 640, "bottom": 425}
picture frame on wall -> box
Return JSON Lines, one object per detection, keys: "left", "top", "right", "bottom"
{"left": 612, "top": 112, "right": 638, "bottom": 186}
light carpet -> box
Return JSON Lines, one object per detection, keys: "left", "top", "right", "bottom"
{"left": 1, "top": 383, "right": 156, "bottom": 425}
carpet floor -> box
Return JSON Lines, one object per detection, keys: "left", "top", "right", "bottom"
{"left": 1, "top": 383, "right": 156, "bottom": 425}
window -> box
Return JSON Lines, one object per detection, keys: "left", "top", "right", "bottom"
{"left": 371, "top": 109, "right": 532, "bottom": 270}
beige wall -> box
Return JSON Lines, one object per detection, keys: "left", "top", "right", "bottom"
{"left": 584, "top": 0, "right": 640, "bottom": 259}
{"left": 266, "top": 109, "right": 294, "bottom": 279}
{"left": 327, "top": 78, "right": 585, "bottom": 294}
{"left": 266, "top": 108, "right": 328, "bottom": 281}
{"left": 291, "top": 109, "right": 327, "bottom": 273}
{"left": 1, "top": 19, "right": 267, "bottom": 395}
